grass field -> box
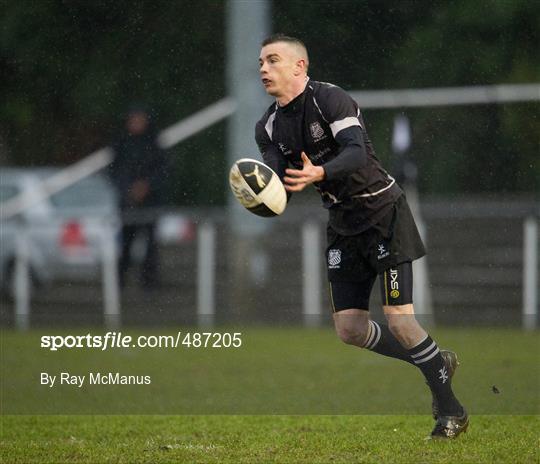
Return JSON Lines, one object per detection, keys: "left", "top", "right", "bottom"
{"left": 2, "top": 415, "right": 538, "bottom": 463}
{"left": 1, "top": 327, "right": 539, "bottom": 462}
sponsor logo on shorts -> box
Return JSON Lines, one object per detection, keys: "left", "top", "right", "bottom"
{"left": 328, "top": 249, "right": 341, "bottom": 269}
{"left": 389, "top": 268, "right": 400, "bottom": 298}
{"left": 377, "top": 243, "right": 390, "bottom": 260}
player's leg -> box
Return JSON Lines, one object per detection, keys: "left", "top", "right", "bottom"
{"left": 333, "top": 307, "right": 370, "bottom": 347}
{"left": 379, "top": 262, "right": 426, "bottom": 348}
{"left": 327, "top": 226, "right": 416, "bottom": 363}
{"left": 381, "top": 262, "right": 468, "bottom": 437}
{"left": 140, "top": 221, "right": 159, "bottom": 289}
{"left": 330, "top": 278, "right": 414, "bottom": 364}
{"left": 118, "top": 222, "right": 137, "bottom": 288}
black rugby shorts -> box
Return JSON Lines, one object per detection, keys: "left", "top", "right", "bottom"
{"left": 326, "top": 195, "right": 425, "bottom": 311}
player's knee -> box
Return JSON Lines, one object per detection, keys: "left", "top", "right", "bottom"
{"left": 336, "top": 326, "right": 361, "bottom": 346}
{"left": 387, "top": 312, "right": 415, "bottom": 339}
{"left": 335, "top": 322, "right": 369, "bottom": 347}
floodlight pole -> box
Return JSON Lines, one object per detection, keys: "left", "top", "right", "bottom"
{"left": 225, "top": 0, "right": 271, "bottom": 319}
{"left": 226, "top": 0, "right": 271, "bottom": 234}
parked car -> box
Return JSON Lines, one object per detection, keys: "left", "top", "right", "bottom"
{"left": 0, "top": 168, "right": 119, "bottom": 298}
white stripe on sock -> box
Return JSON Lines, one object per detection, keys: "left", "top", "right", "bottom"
{"left": 414, "top": 347, "right": 440, "bottom": 364}
{"left": 411, "top": 341, "right": 437, "bottom": 359}
{"left": 366, "top": 321, "right": 381, "bottom": 350}
{"left": 363, "top": 321, "right": 375, "bottom": 348}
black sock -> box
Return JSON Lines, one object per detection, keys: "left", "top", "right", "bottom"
{"left": 408, "top": 335, "right": 463, "bottom": 416}
{"left": 363, "top": 321, "right": 414, "bottom": 365}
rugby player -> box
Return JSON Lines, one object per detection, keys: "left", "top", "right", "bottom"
{"left": 255, "top": 34, "right": 468, "bottom": 439}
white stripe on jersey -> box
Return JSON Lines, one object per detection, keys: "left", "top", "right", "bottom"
{"left": 329, "top": 117, "right": 362, "bottom": 137}
{"left": 356, "top": 176, "right": 396, "bottom": 198}
{"left": 265, "top": 107, "right": 277, "bottom": 140}
{"left": 311, "top": 94, "right": 329, "bottom": 123}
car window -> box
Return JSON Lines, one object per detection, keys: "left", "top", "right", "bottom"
{"left": 50, "top": 177, "right": 115, "bottom": 209}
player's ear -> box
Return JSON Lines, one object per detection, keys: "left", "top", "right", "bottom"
{"left": 293, "top": 59, "right": 306, "bottom": 76}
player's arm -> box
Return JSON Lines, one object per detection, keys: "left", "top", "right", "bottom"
{"left": 322, "top": 125, "right": 367, "bottom": 180}
{"left": 284, "top": 85, "right": 367, "bottom": 190}
{"left": 319, "top": 84, "right": 368, "bottom": 180}
{"left": 283, "top": 152, "right": 324, "bottom": 191}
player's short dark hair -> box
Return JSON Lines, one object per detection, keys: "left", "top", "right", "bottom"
{"left": 261, "top": 34, "right": 309, "bottom": 70}
{"left": 261, "top": 33, "right": 307, "bottom": 50}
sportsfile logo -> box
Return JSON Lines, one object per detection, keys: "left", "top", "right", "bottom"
{"left": 389, "top": 269, "right": 400, "bottom": 299}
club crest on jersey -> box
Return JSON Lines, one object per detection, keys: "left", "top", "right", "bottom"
{"left": 310, "top": 121, "right": 326, "bottom": 141}
{"left": 328, "top": 249, "right": 341, "bottom": 269}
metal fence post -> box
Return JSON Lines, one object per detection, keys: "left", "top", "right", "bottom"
{"left": 523, "top": 216, "right": 538, "bottom": 331}
{"left": 101, "top": 221, "right": 120, "bottom": 329}
{"left": 302, "top": 222, "right": 322, "bottom": 327}
{"left": 405, "top": 186, "right": 434, "bottom": 326}
{"left": 14, "top": 228, "right": 30, "bottom": 331}
{"left": 197, "top": 222, "right": 216, "bottom": 326}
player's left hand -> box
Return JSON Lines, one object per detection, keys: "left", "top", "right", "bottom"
{"left": 283, "top": 152, "right": 325, "bottom": 192}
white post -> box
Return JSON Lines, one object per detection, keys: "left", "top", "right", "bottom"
{"left": 197, "top": 222, "right": 215, "bottom": 326}
{"left": 101, "top": 222, "right": 120, "bottom": 329}
{"left": 302, "top": 222, "right": 322, "bottom": 327}
{"left": 523, "top": 217, "right": 538, "bottom": 331}
{"left": 405, "top": 186, "right": 434, "bottom": 326}
{"left": 14, "top": 228, "right": 30, "bottom": 331}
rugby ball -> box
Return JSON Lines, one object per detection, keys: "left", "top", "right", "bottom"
{"left": 229, "top": 158, "right": 287, "bottom": 217}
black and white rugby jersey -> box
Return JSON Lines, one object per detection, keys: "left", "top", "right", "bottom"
{"left": 255, "top": 79, "right": 402, "bottom": 235}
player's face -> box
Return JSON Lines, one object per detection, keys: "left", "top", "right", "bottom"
{"left": 259, "top": 42, "right": 300, "bottom": 98}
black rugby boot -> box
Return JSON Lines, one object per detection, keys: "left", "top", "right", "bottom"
{"left": 430, "top": 409, "right": 469, "bottom": 439}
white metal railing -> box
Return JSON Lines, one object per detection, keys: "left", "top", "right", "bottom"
{"left": 14, "top": 230, "right": 30, "bottom": 330}
{"left": 13, "top": 221, "right": 120, "bottom": 330}
{"left": 350, "top": 83, "right": 540, "bottom": 109}
{"left": 197, "top": 222, "right": 216, "bottom": 326}
{"left": 302, "top": 222, "right": 322, "bottom": 326}
{"left": 523, "top": 217, "right": 538, "bottom": 331}
{"left": 12, "top": 214, "right": 538, "bottom": 330}
{"left": 101, "top": 224, "right": 120, "bottom": 329}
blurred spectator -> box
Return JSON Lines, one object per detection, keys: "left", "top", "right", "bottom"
{"left": 109, "top": 106, "right": 168, "bottom": 290}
